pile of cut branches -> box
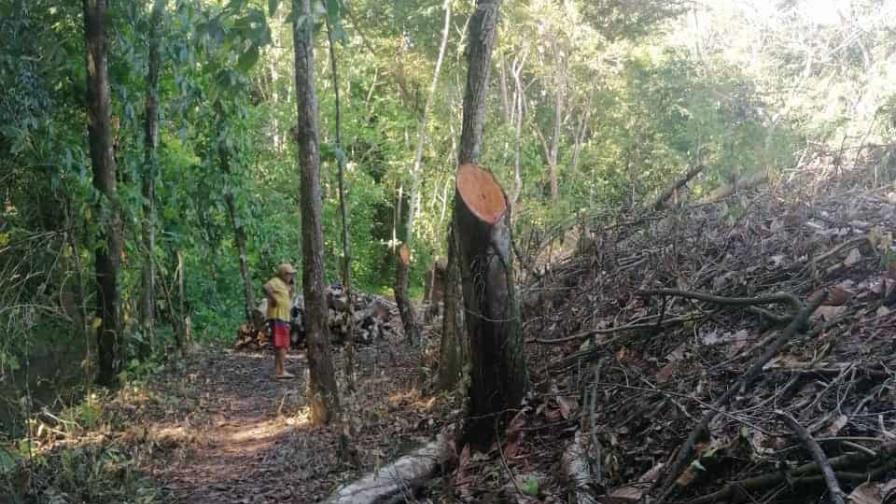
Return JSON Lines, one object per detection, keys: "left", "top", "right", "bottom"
{"left": 524, "top": 176, "right": 896, "bottom": 503}
{"left": 234, "top": 286, "right": 398, "bottom": 351}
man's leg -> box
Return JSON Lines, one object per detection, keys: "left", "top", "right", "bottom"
{"left": 274, "top": 348, "right": 284, "bottom": 376}
{"left": 273, "top": 322, "right": 294, "bottom": 378}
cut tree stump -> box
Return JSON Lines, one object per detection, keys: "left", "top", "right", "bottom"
{"left": 454, "top": 163, "right": 528, "bottom": 448}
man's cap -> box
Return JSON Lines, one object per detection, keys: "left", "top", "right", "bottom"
{"left": 277, "top": 263, "right": 297, "bottom": 276}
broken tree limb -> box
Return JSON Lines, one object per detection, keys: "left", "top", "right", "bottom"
{"left": 776, "top": 410, "right": 847, "bottom": 504}
{"left": 323, "top": 431, "right": 456, "bottom": 504}
{"left": 652, "top": 289, "right": 828, "bottom": 502}
{"left": 454, "top": 163, "right": 529, "bottom": 448}
{"left": 650, "top": 164, "right": 705, "bottom": 211}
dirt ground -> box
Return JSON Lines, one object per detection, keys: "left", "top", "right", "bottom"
{"left": 130, "top": 336, "right": 447, "bottom": 503}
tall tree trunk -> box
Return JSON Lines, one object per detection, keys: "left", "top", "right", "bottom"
{"left": 214, "top": 118, "right": 256, "bottom": 325}
{"left": 510, "top": 54, "right": 526, "bottom": 208}
{"left": 139, "top": 0, "right": 165, "bottom": 358}
{"left": 173, "top": 248, "right": 191, "bottom": 354}
{"left": 324, "top": 15, "right": 355, "bottom": 391}
{"left": 223, "top": 189, "right": 255, "bottom": 323}
{"left": 396, "top": 0, "right": 452, "bottom": 346}
{"left": 455, "top": 0, "right": 528, "bottom": 448}
{"left": 293, "top": 0, "right": 340, "bottom": 425}
{"left": 457, "top": 0, "right": 499, "bottom": 166}
{"left": 437, "top": 227, "right": 465, "bottom": 390}
{"left": 548, "top": 85, "right": 562, "bottom": 201}
{"left": 84, "top": 0, "right": 122, "bottom": 386}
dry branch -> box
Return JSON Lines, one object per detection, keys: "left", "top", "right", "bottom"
{"left": 652, "top": 289, "right": 828, "bottom": 502}
{"left": 776, "top": 410, "right": 847, "bottom": 504}
{"left": 650, "top": 164, "right": 705, "bottom": 210}
{"left": 640, "top": 288, "right": 802, "bottom": 312}
{"left": 688, "top": 443, "right": 896, "bottom": 504}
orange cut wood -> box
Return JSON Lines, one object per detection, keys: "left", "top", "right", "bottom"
{"left": 398, "top": 243, "right": 411, "bottom": 265}
{"left": 456, "top": 163, "right": 507, "bottom": 224}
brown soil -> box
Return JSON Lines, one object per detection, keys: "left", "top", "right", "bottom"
{"left": 131, "top": 336, "right": 448, "bottom": 503}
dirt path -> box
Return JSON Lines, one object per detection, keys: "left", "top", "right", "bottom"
{"left": 130, "top": 339, "right": 446, "bottom": 503}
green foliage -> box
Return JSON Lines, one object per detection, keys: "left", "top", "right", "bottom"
{"left": 0, "top": 0, "right": 891, "bottom": 426}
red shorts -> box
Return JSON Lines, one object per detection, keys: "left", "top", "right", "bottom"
{"left": 269, "top": 320, "right": 290, "bottom": 349}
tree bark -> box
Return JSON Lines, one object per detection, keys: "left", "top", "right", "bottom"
{"left": 458, "top": 0, "right": 500, "bottom": 166}
{"left": 84, "top": 0, "right": 122, "bottom": 386}
{"left": 174, "top": 248, "right": 191, "bottom": 353}
{"left": 324, "top": 15, "right": 355, "bottom": 390}
{"left": 395, "top": 0, "right": 452, "bottom": 347}
{"left": 293, "top": 0, "right": 340, "bottom": 425}
{"left": 510, "top": 54, "right": 526, "bottom": 208}
{"left": 437, "top": 228, "right": 465, "bottom": 391}
{"left": 395, "top": 244, "right": 420, "bottom": 344}
{"left": 223, "top": 189, "right": 255, "bottom": 323}
{"left": 139, "top": 0, "right": 165, "bottom": 358}
{"left": 454, "top": 164, "right": 528, "bottom": 448}
{"left": 451, "top": 0, "right": 529, "bottom": 441}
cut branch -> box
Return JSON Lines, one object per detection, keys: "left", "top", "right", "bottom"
{"left": 689, "top": 443, "right": 896, "bottom": 504}
{"left": 652, "top": 290, "right": 828, "bottom": 502}
{"left": 776, "top": 410, "right": 847, "bottom": 504}
{"left": 649, "top": 164, "right": 704, "bottom": 210}
{"left": 640, "top": 288, "right": 802, "bottom": 313}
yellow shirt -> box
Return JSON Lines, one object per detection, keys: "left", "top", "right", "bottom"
{"left": 265, "top": 277, "right": 292, "bottom": 321}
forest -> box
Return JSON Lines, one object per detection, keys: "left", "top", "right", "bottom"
{"left": 2, "top": 0, "right": 896, "bottom": 502}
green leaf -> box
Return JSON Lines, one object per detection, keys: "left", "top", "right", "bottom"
{"left": 237, "top": 44, "right": 259, "bottom": 72}
{"left": 325, "top": 0, "right": 341, "bottom": 22}
{"left": 523, "top": 477, "right": 539, "bottom": 497}
{"left": 268, "top": 0, "right": 280, "bottom": 16}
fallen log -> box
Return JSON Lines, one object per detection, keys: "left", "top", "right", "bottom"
{"left": 323, "top": 431, "right": 456, "bottom": 504}
{"left": 562, "top": 431, "right": 599, "bottom": 504}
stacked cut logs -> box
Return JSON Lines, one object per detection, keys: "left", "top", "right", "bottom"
{"left": 234, "top": 285, "right": 398, "bottom": 351}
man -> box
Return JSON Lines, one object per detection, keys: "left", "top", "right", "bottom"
{"left": 265, "top": 263, "right": 296, "bottom": 379}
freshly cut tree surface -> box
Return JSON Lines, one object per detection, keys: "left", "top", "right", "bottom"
{"left": 398, "top": 243, "right": 411, "bottom": 265}
{"left": 456, "top": 163, "right": 507, "bottom": 224}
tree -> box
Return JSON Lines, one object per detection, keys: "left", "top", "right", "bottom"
{"left": 293, "top": 0, "right": 340, "bottom": 425}
{"left": 394, "top": 0, "right": 452, "bottom": 347}
{"left": 324, "top": 11, "right": 355, "bottom": 390}
{"left": 83, "top": 0, "right": 123, "bottom": 385}
{"left": 139, "top": 0, "right": 166, "bottom": 357}
{"left": 454, "top": 0, "right": 528, "bottom": 448}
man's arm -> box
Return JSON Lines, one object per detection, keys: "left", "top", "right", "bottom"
{"left": 264, "top": 282, "right": 276, "bottom": 305}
